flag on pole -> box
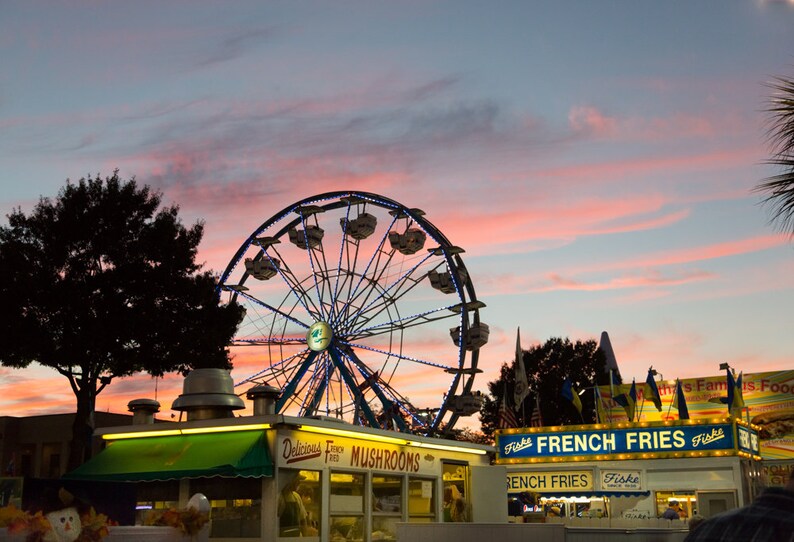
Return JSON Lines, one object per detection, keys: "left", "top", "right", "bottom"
{"left": 645, "top": 369, "right": 662, "bottom": 412}
{"left": 561, "top": 378, "right": 583, "bottom": 414}
{"left": 529, "top": 393, "right": 543, "bottom": 427}
{"left": 513, "top": 328, "right": 529, "bottom": 412}
{"left": 734, "top": 372, "right": 745, "bottom": 410}
{"left": 726, "top": 369, "right": 745, "bottom": 418}
{"left": 673, "top": 379, "right": 690, "bottom": 420}
{"left": 594, "top": 384, "right": 608, "bottom": 423}
{"left": 499, "top": 384, "right": 518, "bottom": 429}
{"left": 621, "top": 379, "right": 637, "bottom": 421}
{"left": 611, "top": 371, "right": 629, "bottom": 409}
{"left": 609, "top": 371, "right": 631, "bottom": 421}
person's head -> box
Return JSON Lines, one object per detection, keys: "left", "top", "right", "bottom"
{"left": 298, "top": 486, "right": 312, "bottom": 502}
{"left": 282, "top": 472, "right": 305, "bottom": 493}
{"left": 689, "top": 514, "right": 705, "bottom": 532}
{"left": 444, "top": 484, "right": 462, "bottom": 502}
{"left": 519, "top": 492, "right": 535, "bottom": 505}
{"left": 668, "top": 499, "right": 679, "bottom": 509}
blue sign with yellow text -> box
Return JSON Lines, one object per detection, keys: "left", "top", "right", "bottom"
{"left": 496, "top": 422, "right": 753, "bottom": 463}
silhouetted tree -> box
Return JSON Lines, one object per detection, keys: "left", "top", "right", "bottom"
{"left": 480, "top": 337, "right": 607, "bottom": 439}
{"left": 443, "top": 425, "right": 492, "bottom": 445}
{"left": 755, "top": 74, "right": 794, "bottom": 235}
{"left": 0, "top": 171, "right": 244, "bottom": 469}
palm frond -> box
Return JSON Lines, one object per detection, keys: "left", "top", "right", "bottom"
{"left": 756, "top": 75, "right": 794, "bottom": 235}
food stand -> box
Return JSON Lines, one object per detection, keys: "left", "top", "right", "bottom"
{"left": 495, "top": 417, "right": 762, "bottom": 522}
{"left": 66, "top": 413, "right": 497, "bottom": 541}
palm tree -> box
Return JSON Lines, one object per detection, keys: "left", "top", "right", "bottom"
{"left": 756, "top": 75, "right": 794, "bottom": 235}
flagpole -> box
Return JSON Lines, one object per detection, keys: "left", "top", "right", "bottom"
{"left": 638, "top": 395, "right": 645, "bottom": 423}
{"left": 666, "top": 381, "right": 675, "bottom": 419}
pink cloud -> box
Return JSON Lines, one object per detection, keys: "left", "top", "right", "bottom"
{"left": 542, "top": 269, "right": 715, "bottom": 292}
{"left": 568, "top": 105, "right": 745, "bottom": 142}
{"left": 568, "top": 106, "right": 618, "bottom": 137}
{"left": 594, "top": 234, "right": 786, "bottom": 273}
{"left": 475, "top": 233, "right": 786, "bottom": 299}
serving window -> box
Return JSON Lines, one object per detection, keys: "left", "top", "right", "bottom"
{"left": 190, "top": 476, "right": 262, "bottom": 538}
{"left": 135, "top": 480, "right": 180, "bottom": 525}
{"left": 408, "top": 477, "right": 436, "bottom": 523}
{"left": 278, "top": 468, "right": 321, "bottom": 539}
{"left": 330, "top": 471, "right": 365, "bottom": 541}
{"left": 655, "top": 490, "right": 696, "bottom": 519}
{"left": 372, "top": 474, "right": 402, "bottom": 540}
{"left": 442, "top": 461, "right": 470, "bottom": 522}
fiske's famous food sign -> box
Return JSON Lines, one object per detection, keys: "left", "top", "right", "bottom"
{"left": 602, "top": 370, "right": 794, "bottom": 459}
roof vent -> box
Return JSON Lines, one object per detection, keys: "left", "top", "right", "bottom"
{"left": 171, "top": 368, "right": 245, "bottom": 421}
{"left": 246, "top": 384, "right": 281, "bottom": 416}
{"left": 128, "top": 398, "right": 161, "bottom": 425}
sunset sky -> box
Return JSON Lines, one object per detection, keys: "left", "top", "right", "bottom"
{"left": 1, "top": 1, "right": 793, "bottom": 428}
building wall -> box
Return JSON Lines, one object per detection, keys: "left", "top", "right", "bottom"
{"left": 505, "top": 456, "right": 748, "bottom": 520}
{"left": 0, "top": 412, "right": 133, "bottom": 479}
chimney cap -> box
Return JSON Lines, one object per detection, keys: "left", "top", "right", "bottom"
{"left": 246, "top": 384, "right": 281, "bottom": 400}
{"left": 128, "top": 398, "right": 161, "bottom": 413}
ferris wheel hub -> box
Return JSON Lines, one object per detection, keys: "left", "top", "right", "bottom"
{"left": 306, "top": 321, "right": 333, "bottom": 352}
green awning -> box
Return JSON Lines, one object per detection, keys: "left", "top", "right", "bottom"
{"left": 65, "top": 430, "right": 273, "bottom": 481}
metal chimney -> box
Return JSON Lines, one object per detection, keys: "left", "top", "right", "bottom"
{"left": 128, "top": 398, "right": 161, "bottom": 425}
{"left": 246, "top": 384, "right": 281, "bottom": 416}
{"left": 171, "top": 368, "right": 245, "bottom": 421}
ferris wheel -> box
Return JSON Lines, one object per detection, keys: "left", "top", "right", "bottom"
{"left": 218, "top": 192, "right": 488, "bottom": 435}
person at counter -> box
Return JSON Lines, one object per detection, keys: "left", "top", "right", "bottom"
{"left": 547, "top": 505, "right": 561, "bottom": 518}
{"left": 278, "top": 472, "right": 312, "bottom": 537}
{"left": 683, "top": 471, "right": 794, "bottom": 541}
{"left": 297, "top": 485, "right": 318, "bottom": 531}
{"left": 443, "top": 484, "right": 469, "bottom": 522}
{"left": 662, "top": 500, "right": 682, "bottom": 520}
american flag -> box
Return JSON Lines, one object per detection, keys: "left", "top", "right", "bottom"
{"left": 529, "top": 394, "right": 543, "bottom": 427}
{"left": 498, "top": 394, "right": 518, "bottom": 429}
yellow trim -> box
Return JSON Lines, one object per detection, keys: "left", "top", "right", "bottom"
{"left": 102, "top": 429, "right": 182, "bottom": 440}
{"left": 181, "top": 423, "right": 271, "bottom": 434}
{"left": 408, "top": 441, "right": 487, "bottom": 455}
{"left": 102, "top": 423, "right": 271, "bottom": 440}
{"left": 101, "top": 421, "right": 489, "bottom": 455}
{"left": 298, "top": 425, "right": 488, "bottom": 454}
{"left": 298, "top": 425, "right": 409, "bottom": 445}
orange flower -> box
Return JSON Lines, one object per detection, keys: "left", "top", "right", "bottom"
{"left": 144, "top": 507, "right": 209, "bottom": 536}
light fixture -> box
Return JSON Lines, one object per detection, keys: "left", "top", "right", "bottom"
{"left": 102, "top": 429, "right": 181, "bottom": 440}
{"left": 298, "top": 425, "right": 409, "bottom": 446}
{"left": 408, "top": 441, "right": 488, "bottom": 455}
{"left": 298, "top": 425, "right": 489, "bottom": 454}
{"left": 180, "top": 423, "right": 271, "bottom": 435}
{"left": 102, "top": 423, "right": 271, "bottom": 440}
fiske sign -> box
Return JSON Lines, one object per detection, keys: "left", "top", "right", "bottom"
{"left": 497, "top": 422, "right": 743, "bottom": 462}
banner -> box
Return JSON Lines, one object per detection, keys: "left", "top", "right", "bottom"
{"left": 599, "top": 370, "right": 794, "bottom": 459}
{"left": 496, "top": 420, "right": 759, "bottom": 463}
